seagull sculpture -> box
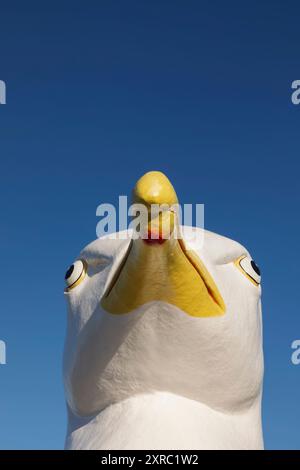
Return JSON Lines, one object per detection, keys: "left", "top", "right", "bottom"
{"left": 63, "top": 171, "right": 264, "bottom": 450}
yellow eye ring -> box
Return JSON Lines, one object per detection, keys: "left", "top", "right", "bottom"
{"left": 234, "top": 255, "right": 261, "bottom": 286}
{"left": 64, "top": 259, "right": 88, "bottom": 292}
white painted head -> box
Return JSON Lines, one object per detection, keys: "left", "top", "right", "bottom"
{"left": 63, "top": 171, "right": 264, "bottom": 450}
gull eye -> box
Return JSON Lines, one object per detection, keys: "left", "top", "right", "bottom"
{"left": 64, "top": 259, "right": 87, "bottom": 291}
{"left": 234, "top": 256, "right": 261, "bottom": 286}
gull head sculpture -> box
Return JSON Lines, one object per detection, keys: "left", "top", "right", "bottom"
{"left": 63, "top": 171, "right": 264, "bottom": 450}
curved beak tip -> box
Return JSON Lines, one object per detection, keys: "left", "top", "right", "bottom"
{"left": 132, "top": 171, "right": 178, "bottom": 207}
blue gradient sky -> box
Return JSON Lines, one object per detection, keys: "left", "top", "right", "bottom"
{"left": 0, "top": 0, "right": 299, "bottom": 449}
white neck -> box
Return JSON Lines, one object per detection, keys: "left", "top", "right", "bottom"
{"left": 66, "top": 392, "right": 264, "bottom": 450}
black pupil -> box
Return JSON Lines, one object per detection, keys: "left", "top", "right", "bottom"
{"left": 65, "top": 264, "right": 74, "bottom": 280}
{"left": 251, "top": 260, "right": 260, "bottom": 276}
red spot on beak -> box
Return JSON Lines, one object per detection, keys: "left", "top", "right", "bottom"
{"left": 143, "top": 228, "right": 166, "bottom": 245}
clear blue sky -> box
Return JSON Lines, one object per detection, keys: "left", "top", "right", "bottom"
{"left": 0, "top": 0, "right": 299, "bottom": 449}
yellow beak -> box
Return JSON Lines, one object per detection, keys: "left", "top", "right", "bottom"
{"left": 101, "top": 171, "right": 226, "bottom": 317}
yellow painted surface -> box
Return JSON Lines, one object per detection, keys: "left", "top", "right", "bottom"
{"left": 101, "top": 234, "right": 225, "bottom": 317}
{"left": 101, "top": 171, "right": 226, "bottom": 317}
{"left": 132, "top": 171, "right": 178, "bottom": 207}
